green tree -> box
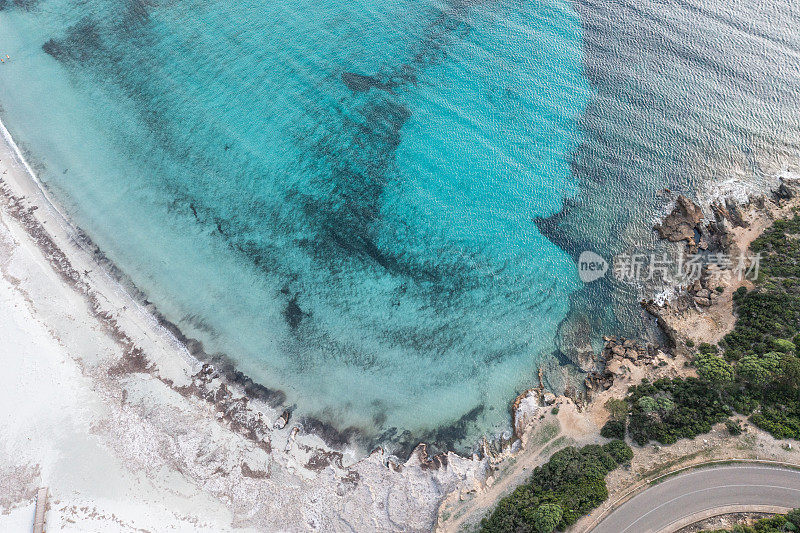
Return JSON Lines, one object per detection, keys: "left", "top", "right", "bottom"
{"left": 781, "top": 354, "right": 800, "bottom": 388}
{"left": 695, "top": 353, "right": 734, "bottom": 385}
{"left": 637, "top": 396, "right": 659, "bottom": 413}
{"left": 773, "top": 338, "right": 797, "bottom": 354}
{"left": 787, "top": 507, "right": 800, "bottom": 528}
{"left": 602, "top": 440, "right": 633, "bottom": 464}
{"left": 656, "top": 397, "right": 675, "bottom": 412}
{"left": 533, "top": 503, "right": 562, "bottom": 533}
{"left": 698, "top": 342, "right": 718, "bottom": 355}
{"left": 738, "top": 352, "right": 782, "bottom": 385}
{"left": 600, "top": 419, "right": 626, "bottom": 440}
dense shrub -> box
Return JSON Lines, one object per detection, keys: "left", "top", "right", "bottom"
{"left": 604, "top": 398, "right": 628, "bottom": 421}
{"left": 626, "top": 378, "right": 730, "bottom": 446}
{"left": 600, "top": 419, "right": 626, "bottom": 440}
{"left": 480, "top": 441, "right": 632, "bottom": 533}
{"left": 722, "top": 216, "right": 800, "bottom": 360}
{"left": 721, "top": 290, "right": 800, "bottom": 360}
{"left": 724, "top": 419, "right": 742, "bottom": 436}
{"left": 714, "top": 215, "right": 800, "bottom": 440}
{"left": 532, "top": 503, "right": 562, "bottom": 533}
{"left": 772, "top": 338, "right": 796, "bottom": 354}
{"left": 695, "top": 353, "right": 734, "bottom": 384}
{"left": 602, "top": 439, "right": 633, "bottom": 464}
{"left": 737, "top": 352, "right": 782, "bottom": 385}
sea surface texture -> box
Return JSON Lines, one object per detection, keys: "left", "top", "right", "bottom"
{"left": 1, "top": 0, "right": 799, "bottom": 452}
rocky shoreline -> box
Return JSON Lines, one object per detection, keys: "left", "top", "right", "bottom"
{"left": 3, "top": 101, "right": 800, "bottom": 530}
{"left": 437, "top": 176, "right": 800, "bottom": 532}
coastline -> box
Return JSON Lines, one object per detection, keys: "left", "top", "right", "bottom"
{"left": 435, "top": 173, "right": 800, "bottom": 532}
{"left": 0, "top": 119, "right": 489, "bottom": 531}
{"left": 0, "top": 113, "right": 515, "bottom": 458}
{"left": 3, "top": 105, "right": 799, "bottom": 531}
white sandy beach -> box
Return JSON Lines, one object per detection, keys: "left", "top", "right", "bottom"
{"left": 0, "top": 122, "right": 487, "bottom": 532}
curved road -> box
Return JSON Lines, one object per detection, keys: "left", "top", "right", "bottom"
{"left": 591, "top": 465, "right": 800, "bottom": 533}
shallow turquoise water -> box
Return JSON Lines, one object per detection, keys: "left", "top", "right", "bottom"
{"left": 1, "top": 0, "right": 800, "bottom": 452}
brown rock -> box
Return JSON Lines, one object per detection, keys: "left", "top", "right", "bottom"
{"left": 654, "top": 195, "right": 704, "bottom": 243}
{"left": 693, "top": 296, "right": 712, "bottom": 307}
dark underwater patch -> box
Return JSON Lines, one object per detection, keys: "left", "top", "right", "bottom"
{"left": 1, "top": 0, "right": 40, "bottom": 11}
{"left": 341, "top": 72, "right": 388, "bottom": 93}
{"left": 42, "top": 19, "right": 105, "bottom": 64}
{"left": 283, "top": 293, "right": 310, "bottom": 330}
{"left": 124, "top": 0, "right": 153, "bottom": 26}
{"left": 388, "top": 404, "right": 486, "bottom": 457}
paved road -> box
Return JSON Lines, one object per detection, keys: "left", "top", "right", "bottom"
{"left": 591, "top": 465, "right": 800, "bottom": 533}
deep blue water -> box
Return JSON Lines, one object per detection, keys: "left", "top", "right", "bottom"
{"left": 1, "top": 0, "right": 799, "bottom": 452}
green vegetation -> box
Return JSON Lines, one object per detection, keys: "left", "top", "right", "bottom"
{"left": 481, "top": 215, "right": 800, "bottom": 533}
{"left": 604, "top": 398, "right": 628, "bottom": 421}
{"left": 616, "top": 215, "right": 800, "bottom": 445}
{"left": 600, "top": 419, "right": 625, "bottom": 440}
{"left": 725, "top": 419, "right": 743, "bottom": 436}
{"left": 700, "top": 507, "right": 800, "bottom": 532}
{"left": 626, "top": 377, "right": 731, "bottom": 445}
{"left": 717, "top": 215, "right": 800, "bottom": 440}
{"left": 601, "top": 398, "right": 628, "bottom": 439}
{"left": 480, "top": 441, "right": 632, "bottom": 533}
{"left": 695, "top": 352, "right": 734, "bottom": 385}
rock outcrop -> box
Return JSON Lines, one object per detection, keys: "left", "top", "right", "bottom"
{"left": 686, "top": 267, "right": 723, "bottom": 307}
{"left": 511, "top": 389, "right": 540, "bottom": 440}
{"left": 774, "top": 177, "right": 795, "bottom": 201}
{"left": 654, "top": 195, "right": 704, "bottom": 248}
{"left": 598, "top": 336, "right": 659, "bottom": 370}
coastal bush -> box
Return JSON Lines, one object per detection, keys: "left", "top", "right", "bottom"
{"left": 737, "top": 352, "right": 782, "bottom": 385}
{"left": 480, "top": 441, "right": 632, "bottom": 533}
{"left": 781, "top": 353, "right": 800, "bottom": 387}
{"left": 602, "top": 439, "right": 633, "bottom": 464}
{"left": 625, "top": 378, "right": 730, "bottom": 446}
{"left": 721, "top": 290, "right": 800, "bottom": 360}
{"left": 694, "top": 353, "right": 734, "bottom": 385}
{"left": 724, "top": 419, "right": 742, "bottom": 436}
{"left": 604, "top": 398, "right": 628, "bottom": 421}
{"left": 600, "top": 419, "right": 625, "bottom": 440}
{"left": 698, "top": 342, "right": 718, "bottom": 355}
{"left": 721, "top": 216, "right": 800, "bottom": 361}
{"left": 532, "top": 503, "right": 562, "bottom": 533}
{"left": 772, "top": 338, "right": 796, "bottom": 354}
{"left": 788, "top": 508, "right": 800, "bottom": 529}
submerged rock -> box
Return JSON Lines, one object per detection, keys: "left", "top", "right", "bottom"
{"left": 555, "top": 313, "right": 595, "bottom": 370}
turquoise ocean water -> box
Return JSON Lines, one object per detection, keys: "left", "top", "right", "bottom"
{"left": 1, "top": 0, "right": 799, "bottom": 453}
